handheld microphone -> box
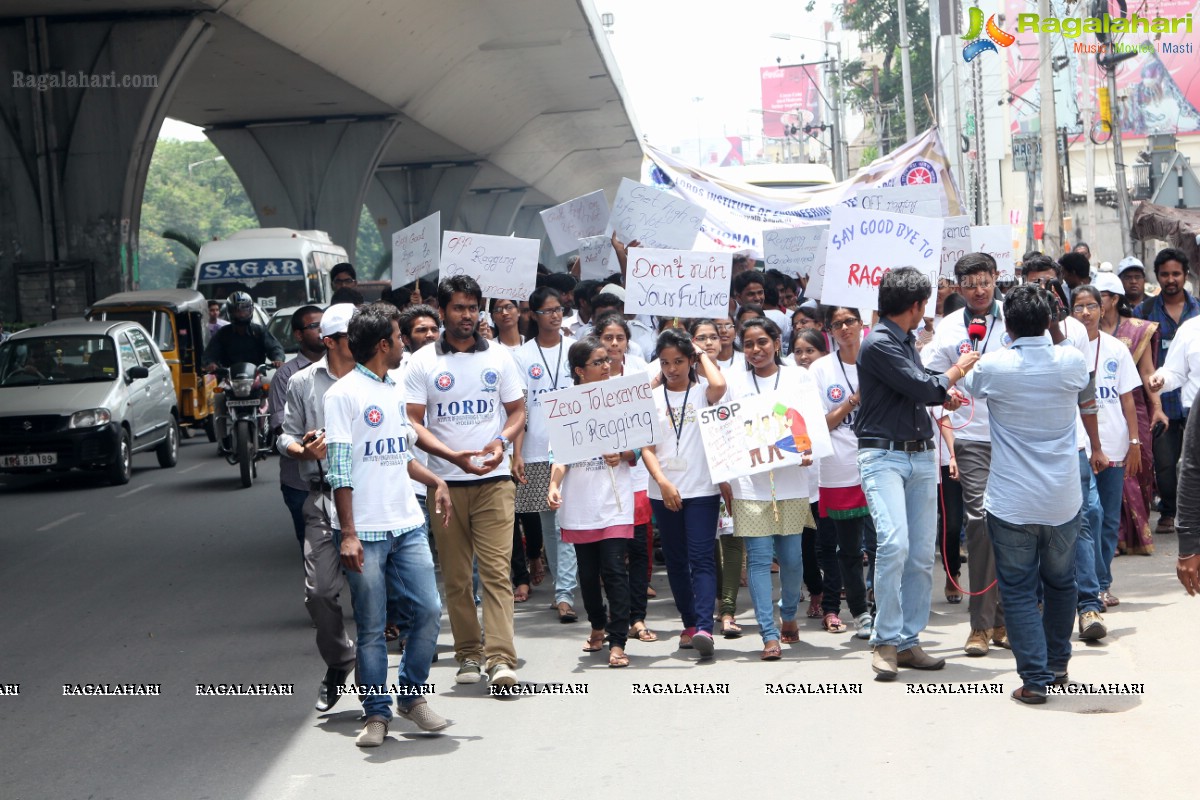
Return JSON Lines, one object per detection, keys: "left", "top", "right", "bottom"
{"left": 967, "top": 317, "right": 987, "bottom": 351}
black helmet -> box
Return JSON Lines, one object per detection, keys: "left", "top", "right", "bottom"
{"left": 226, "top": 291, "right": 254, "bottom": 324}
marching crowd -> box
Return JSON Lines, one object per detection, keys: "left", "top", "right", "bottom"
{"left": 256, "top": 241, "right": 1200, "bottom": 747}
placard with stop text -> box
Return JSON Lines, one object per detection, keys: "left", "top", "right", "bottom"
{"left": 623, "top": 247, "right": 731, "bottom": 319}
{"left": 543, "top": 373, "right": 661, "bottom": 464}
{"left": 609, "top": 177, "right": 705, "bottom": 251}
{"left": 969, "top": 226, "right": 1016, "bottom": 282}
{"left": 820, "top": 205, "right": 942, "bottom": 313}
{"left": 696, "top": 390, "right": 832, "bottom": 484}
{"left": 762, "top": 223, "right": 828, "bottom": 278}
{"left": 392, "top": 211, "right": 440, "bottom": 287}
{"left": 540, "top": 190, "right": 609, "bottom": 256}
{"left": 439, "top": 231, "right": 540, "bottom": 302}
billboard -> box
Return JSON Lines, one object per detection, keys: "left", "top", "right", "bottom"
{"left": 760, "top": 65, "right": 825, "bottom": 139}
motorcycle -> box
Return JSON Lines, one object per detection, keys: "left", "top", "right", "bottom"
{"left": 214, "top": 362, "right": 274, "bottom": 487}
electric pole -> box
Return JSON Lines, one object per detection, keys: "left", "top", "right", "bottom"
{"left": 897, "top": 0, "right": 917, "bottom": 140}
{"left": 1038, "top": 0, "right": 1062, "bottom": 256}
{"left": 1107, "top": 67, "right": 1133, "bottom": 255}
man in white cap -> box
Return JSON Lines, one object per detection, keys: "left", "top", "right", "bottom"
{"left": 277, "top": 303, "right": 359, "bottom": 713}
{"left": 1118, "top": 256, "right": 1147, "bottom": 308}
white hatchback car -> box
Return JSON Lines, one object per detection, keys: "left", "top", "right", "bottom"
{"left": 0, "top": 319, "right": 179, "bottom": 484}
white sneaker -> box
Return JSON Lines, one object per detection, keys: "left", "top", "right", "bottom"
{"left": 854, "top": 613, "right": 873, "bottom": 640}
{"left": 487, "top": 663, "right": 519, "bottom": 687}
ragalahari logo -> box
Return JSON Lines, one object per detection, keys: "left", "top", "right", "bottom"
{"left": 962, "top": 7, "right": 1016, "bottom": 61}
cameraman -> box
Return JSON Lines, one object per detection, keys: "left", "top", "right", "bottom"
{"left": 960, "top": 285, "right": 1090, "bottom": 704}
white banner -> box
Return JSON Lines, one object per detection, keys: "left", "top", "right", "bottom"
{"left": 439, "top": 231, "right": 540, "bottom": 302}
{"left": 697, "top": 390, "right": 833, "bottom": 483}
{"left": 543, "top": 373, "right": 661, "bottom": 464}
{"left": 640, "top": 127, "right": 964, "bottom": 259}
{"left": 578, "top": 235, "right": 615, "bottom": 282}
{"left": 821, "top": 206, "right": 943, "bottom": 313}
{"left": 762, "top": 224, "right": 828, "bottom": 278}
{"left": 940, "top": 216, "right": 972, "bottom": 280}
{"left": 623, "top": 247, "right": 732, "bottom": 318}
{"left": 970, "top": 226, "right": 1016, "bottom": 282}
{"left": 540, "top": 190, "right": 609, "bottom": 256}
{"left": 391, "top": 211, "right": 440, "bottom": 287}
{"left": 854, "top": 183, "right": 945, "bottom": 218}
{"left": 609, "top": 177, "right": 706, "bottom": 250}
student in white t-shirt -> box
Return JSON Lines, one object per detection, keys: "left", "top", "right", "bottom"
{"left": 325, "top": 303, "right": 452, "bottom": 746}
{"left": 547, "top": 337, "right": 637, "bottom": 668}
{"left": 641, "top": 329, "right": 728, "bottom": 659}
{"left": 1072, "top": 285, "right": 1142, "bottom": 605}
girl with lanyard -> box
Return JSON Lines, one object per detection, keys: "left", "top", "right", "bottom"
{"left": 727, "top": 318, "right": 817, "bottom": 659}
{"left": 641, "top": 329, "right": 728, "bottom": 658}
{"left": 809, "top": 306, "right": 876, "bottom": 639}
{"left": 594, "top": 312, "right": 658, "bottom": 641}
{"left": 487, "top": 297, "right": 542, "bottom": 601}
{"left": 790, "top": 327, "right": 831, "bottom": 616}
{"left": 513, "top": 286, "right": 579, "bottom": 622}
{"left": 547, "top": 337, "right": 637, "bottom": 667}
{"left": 792, "top": 328, "right": 828, "bottom": 368}
{"left": 714, "top": 315, "right": 745, "bottom": 372}
{"left": 689, "top": 318, "right": 745, "bottom": 638}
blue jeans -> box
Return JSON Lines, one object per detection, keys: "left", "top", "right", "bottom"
{"left": 540, "top": 509, "right": 578, "bottom": 606}
{"left": 335, "top": 526, "right": 441, "bottom": 721}
{"left": 652, "top": 495, "right": 720, "bottom": 635}
{"left": 988, "top": 512, "right": 1080, "bottom": 692}
{"left": 743, "top": 534, "right": 803, "bottom": 643}
{"left": 1075, "top": 450, "right": 1104, "bottom": 613}
{"left": 857, "top": 448, "right": 937, "bottom": 651}
{"left": 280, "top": 484, "right": 307, "bottom": 551}
{"left": 1092, "top": 464, "right": 1124, "bottom": 592}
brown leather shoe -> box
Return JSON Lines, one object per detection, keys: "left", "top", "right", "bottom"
{"left": 1157, "top": 515, "right": 1175, "bottom": 534}
{"left": 964, "top": 628, "right": 991, "bottom": 657}
{"left": 871, "top": 645, "right": 898, "bottom": 681}
{"left": 897, "top": 645, "right": 946, "bottom": 670}
{"left": 991, "top": 626, "right": 1011, "bottom": 649}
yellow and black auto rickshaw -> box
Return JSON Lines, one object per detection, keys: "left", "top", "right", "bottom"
{"left": 87, "top": 289, "right": 219, "bottom": 440}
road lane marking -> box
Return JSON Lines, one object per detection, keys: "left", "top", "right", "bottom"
{"left": 37, "top": 512, "right": 84, "bottom": 532}
{"left": 116, "top": 484, "right": 152, "bottom": 498}
{"left": 179, "top": 464, "right": 205, "bottom": 474}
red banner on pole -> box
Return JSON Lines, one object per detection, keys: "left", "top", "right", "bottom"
{"left": 760, "top": 65, "right": 824, "bottom": 139}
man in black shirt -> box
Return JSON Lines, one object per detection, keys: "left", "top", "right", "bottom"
{"left": 202, "top": 291, "right": 285, "bottom": 448}
{"left": 855, "top": 267, "right": 978, "bottom": 681}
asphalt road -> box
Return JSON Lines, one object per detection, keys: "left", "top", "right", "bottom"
{"left": 0, "top": 436, "right": 1193, "bottom": 799}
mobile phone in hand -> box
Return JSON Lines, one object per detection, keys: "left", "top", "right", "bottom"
{"left": 1152, "top": 421, "right": 1166, "bottom": 438}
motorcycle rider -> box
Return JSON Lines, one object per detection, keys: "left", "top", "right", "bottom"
{"left": 202, "top": 291, "right": 285, "bottom": 449}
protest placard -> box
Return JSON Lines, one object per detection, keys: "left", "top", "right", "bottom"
{"left": 578, "top": 235, "right": 615, "bottom": 282}
{"left": 803, "top": 229, "right": 830, "bottom": 301}
{"left": 623, "top": 247, "right": 732, "bottom": 318}
{"left": 439, "top": 231, "right": 539, "bottom": 302}
{"left": 820, "top": 205, "right": 943, "bottom": 313}
{"left": 940, "top": 215, "right": 972, "bottom": 280}
{"left": 697, "top": 389, "right": 832, "bottom": 483}
{"left": 391, "top": 212, "right": 440, "bottom": 287}
{"left": 763, "top": 224, "right": 828, "bottom": 278}
{"left": 543, "top": 373, "right": 661, "bottom": 464}
{"left": 539, "top": 190, "right": 609, "bottom": 256}
{"left": 970, "top": 226, "right": 1016, "bottom": 281}
{"left": 854, "top": 183, "right": 944, "bottom": 217}
{"left": 609, "top": 177, "right": 705, "bottom": 250}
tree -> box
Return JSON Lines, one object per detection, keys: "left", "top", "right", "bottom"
{"left": 837, "top": 0, "right": 933, "bottom": 152}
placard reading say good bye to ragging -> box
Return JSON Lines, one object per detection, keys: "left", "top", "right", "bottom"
{"left": 819, "top": 205, "right": 943, "bottom": 313}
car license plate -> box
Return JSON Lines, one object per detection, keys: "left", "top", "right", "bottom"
{"left": 225, "top": 399, "right": 261, "bottom": 407}
{"left": 2, "top": 452, "right": 57, "bottom": 467}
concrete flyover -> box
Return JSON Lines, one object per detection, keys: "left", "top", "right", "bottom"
{"left": 0, "top": 0, "right": 642, "bottom": 321}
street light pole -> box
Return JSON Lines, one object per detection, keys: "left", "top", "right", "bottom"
{"left": 896, "top": 0, "right": 917, "bottom": 140}
{"left": 770, "top": 32, "right": 845, "bottom": 180}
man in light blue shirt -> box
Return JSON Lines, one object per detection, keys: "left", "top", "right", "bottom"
{"left": 961, "top": 285, "right": 1089, "bottom": 705}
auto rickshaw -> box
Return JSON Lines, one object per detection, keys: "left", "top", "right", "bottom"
{"left": 87, "top": 289, "right": 219, "bottom": 440}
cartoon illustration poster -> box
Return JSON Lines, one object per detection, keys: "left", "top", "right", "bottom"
{"left": 697, "top": 391, "right": 833, "bottom": 483}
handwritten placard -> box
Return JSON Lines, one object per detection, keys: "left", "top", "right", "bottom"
{"left": 623, "top": 247, "right": 731, "bottom": 318}
{"left": 578, "top": 235, "right": 615, "bottom": 282}
{"left": 820, "top": 205, "right": 942, "bottom": 313}
{"left": 543, "top": 373, "right": 661, "bottom": 464}
{"left": 854, "top": 183, "right": 944, "bottom": 218}
{"left": 540, "top": 190, "right": 609, "bottom": 256}
{"left": 940, "top": 215, "right": 972, "bottom": 280}
{"left": 697, "top": 390, "right": 832, "bottom": 483}
{"left": 803, "top": 229, "right": 831, "bottom": 302}
{"left": 763, "top": 224, "right": 828, "bottom": 278}
{"left": 970, "top": 226, "right": 1016, "bottom": 281}
{"left": 440, "top": 231, "right": 540, "bottom": 301}
{"left": 609, "top": 177, "right": 705, "bottom": 250}
{"left": 392, "top": 212, "right": 440, "bottom": 287}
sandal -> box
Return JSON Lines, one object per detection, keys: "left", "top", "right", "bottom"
{"left": 608, "top": 648, "right": 630, "bottom": 668}
{"left": 780, "top": 621, "right": 800, "bottom": 644}
{"left": 529, "top": 556, "right": 545, "bottom": 586}
{"left": 720, "top": 615, "right": 743, "bottom": 638}
{"left": 513, "top": 583, "right": 530, "bottom": 603}
{"left": 557, "top": 602, "right": 578, "bottom": 623}
{"left": 1101, "top": 591, "right": 1120, "bottom": 607}
{"left": 823, "top": 613, "right": 847, "bottom": 633}
{"left": 646, "top": 585, "right": 657, "bottom": 598}
{"left": 761, "top": 640, "right": 782, "bottom": 661}
{"left": 385, "top": 623, "right": 400, "bottom": 641}
{"left": 806, "top": 594, "right": 823, "bottom": 618}
{"left": 582, "top": 631, "right": 606, "bottom": 652}
{"left": 945, "top": 577, "right": 962, "bottom": 605}
{"left": 630, "top": 623, "right": 659, "bottom": 642}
